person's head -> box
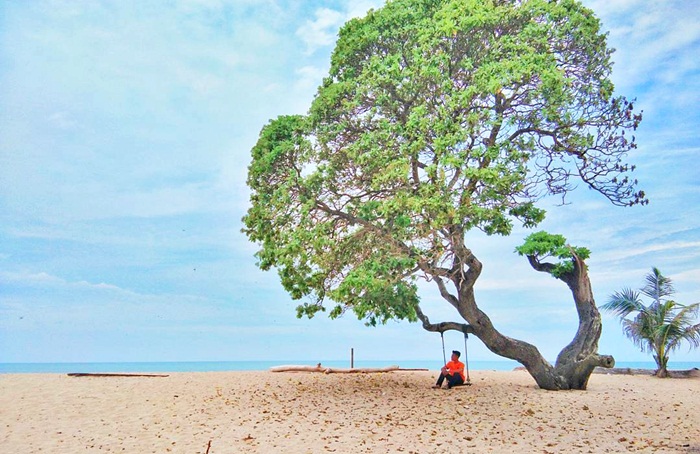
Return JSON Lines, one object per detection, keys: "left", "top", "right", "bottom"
{"left": 451, "top": 350, "right": 461, "bottom": 360}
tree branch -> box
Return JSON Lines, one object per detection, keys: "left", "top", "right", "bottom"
{"left": 433, "top": 276, "right": 460, "bottom": 309}
{"left": 415, "top": 304, "right": 474, "bottom": 335}
{"left": 526, "top": 255, "right": 557, "bottom": 274}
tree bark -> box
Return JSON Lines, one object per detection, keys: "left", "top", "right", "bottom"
{"left": 653, "top": 354, "right": 670, "bottom": 378}
{"left": 419, "top": 247, "right": 614, "bottom": 390}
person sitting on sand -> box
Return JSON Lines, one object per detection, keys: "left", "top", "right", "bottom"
{"left": 433, "top": 350, "right": 465, "bottom": 389}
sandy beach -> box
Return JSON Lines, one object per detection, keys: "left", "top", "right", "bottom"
{"left": 1, "top": 369, "right": 698, "bottom": 453}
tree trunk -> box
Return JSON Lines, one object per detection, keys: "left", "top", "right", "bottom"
{"left": 655, "top": 368, "right": 670, "bottom": 378}
{"left": 653, "top": 354, "right": 670, "bottom": 378}
{"left": 418, "top": 247, "right": 614, "bottom": 390}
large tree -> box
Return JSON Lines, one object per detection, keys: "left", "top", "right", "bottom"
{"left": 243, "top": 0, "right": 645, "bottom": 390}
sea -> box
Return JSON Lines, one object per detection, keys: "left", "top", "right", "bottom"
{"left": 1, "top": 360, "right": 698, "bottom": 374}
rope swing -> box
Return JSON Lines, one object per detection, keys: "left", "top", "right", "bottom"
{"left": 440, "top": 330, "right": 472, "bottom": 386}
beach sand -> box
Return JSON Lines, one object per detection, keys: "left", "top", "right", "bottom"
{"left": 1, "top": 369, "right": 698, "bottom": 453}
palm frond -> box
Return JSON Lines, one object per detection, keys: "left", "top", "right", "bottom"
{"left": 682, "top": 323, "right": 700, "bottom": 349}
{"left": 621, "top": 319, "right": 651, "bottom": 352}
{"left": 605, "top": 269, "right": 700, "bottom": 367}
{"left": 665, "top": 302, "right": 700, "bottom": 351}
{"left": 641, "top": 267, "right": 675, "bottom": 303}
{"left": 601, "top": 287, "right": 644, "bottom": 318}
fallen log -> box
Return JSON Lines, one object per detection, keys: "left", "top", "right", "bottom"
{"left": 269, "top": 364, "right": 324, "bottom": 373}
{"left": 270, "top": 364, "right": 402, "bottom": 373}
{"left": 592, "top": 367, "right": 699, "bottom": 378}
{"left": 67, "top": 373, "right": 169, "bottom": 378}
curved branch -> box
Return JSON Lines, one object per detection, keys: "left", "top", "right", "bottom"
{"left": 526, "top": 255, "right": 557, "bottom": 274}
{"left": 550, "top": 353, "right": 615, "bottom": 389}
{"left": 588, "top": 354, "right": 615, "bottom": 369}
{"left": 415, "top": 304, "right": 474, "bottom": 335}
{"left": 433, "top": 276, "right": 460, "bottom": 309}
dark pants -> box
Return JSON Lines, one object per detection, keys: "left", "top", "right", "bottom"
{"left": 435, "top": 372, "right": 464, "bottom": 388}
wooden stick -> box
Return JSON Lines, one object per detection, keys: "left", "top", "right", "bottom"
{"left": 324, "top": 365, "right": 400, "bottom": 374}
{"left": 593, "top": 367, "right": 699, "bottom": 378}
{"left": 270, "top": 364, "right": 402, "bottom": 373}
{"left": 67, "top": 373, "right": 169, "bottom": 377}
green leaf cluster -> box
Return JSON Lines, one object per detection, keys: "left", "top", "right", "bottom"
{"left": 243, "top": 0, "right": 642, "bottom": 325}
{"left": 515, "top": 231, "right": 590, "bottom": 278}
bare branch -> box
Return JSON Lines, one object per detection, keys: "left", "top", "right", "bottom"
{"left": 415, "top": 304, "right": 474, "bottom": 335}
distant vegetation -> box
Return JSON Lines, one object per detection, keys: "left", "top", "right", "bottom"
{"left": 602, "top": 267, "right": 700, "bottom": 377}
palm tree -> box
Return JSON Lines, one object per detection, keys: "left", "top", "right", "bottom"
{"left": 601, "top": 267, "right": 700, "bottom": 377}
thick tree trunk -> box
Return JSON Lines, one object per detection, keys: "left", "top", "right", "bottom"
{"left": 655, "top": 368, "right": 669, "bottom": 378}
{"left": 653, "top": 354, "right": 670, "bottom": 378}
{"left": 418, "top": 246, "right": 614, "bottom": 390}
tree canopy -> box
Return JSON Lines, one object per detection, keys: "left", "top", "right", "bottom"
{"left": 243, "top": 0, "right": 644, "bottom": 389}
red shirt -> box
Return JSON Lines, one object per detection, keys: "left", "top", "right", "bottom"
{"left": 445, "top": 359, "right": 465, "bottom": 380}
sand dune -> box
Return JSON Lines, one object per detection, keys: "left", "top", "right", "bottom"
{"left": 1, "top": 369, "right": 698, "bottom": 453}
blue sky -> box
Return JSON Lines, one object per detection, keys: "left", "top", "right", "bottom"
{"left": 1, "top": 0, "right": 699, "bottom": 365}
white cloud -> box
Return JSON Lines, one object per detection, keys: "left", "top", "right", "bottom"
{"left": 174, "top": 64, "right": 226, "bottom": 96}
{"left": 295, "top": 65, "right": 327, "bottom": 91}
{"left": 48, "top": 111, "right": 79, "bottom": 129}
{"left": 1, "top": 0, "right": 699, "bottom": 365}
{"left": 596, "top": 240, "right": 700, "bottom": 264}
{"left": 295, "top": 8, "right": 345, "bottom": 54}
{"left": 345, "top": 0, "right": 383, "bottom": 19}
{"left": 295, "top": 1, "right": 383, "bottom": 54}
{"left": 672, "top": 268, "right": 700, "bottom": 286}
{"left": 1, "top": 270, "right": 220, "bottom": 318}
{"left": 585, "top": 0, "right": 700, "bottom": 109}
{"left": 1, "top": 271, "right": 66, "bottom": 286}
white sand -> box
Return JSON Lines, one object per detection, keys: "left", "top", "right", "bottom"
{"left": 1, "top": 370, "right": 698, "bottom": 453}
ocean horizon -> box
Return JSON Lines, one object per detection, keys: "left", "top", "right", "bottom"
{"left": 1, "top": 360, "right": 698, "bottom": 374}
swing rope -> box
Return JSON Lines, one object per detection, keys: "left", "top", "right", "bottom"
{"left": 463, "top": 331, "right": 471, "bottom": 385}
{"left": 440, "top": 330, "right": 471, "bottom": 385}
{"left": 440, "top": 331, "right": 447, "bottom": 366}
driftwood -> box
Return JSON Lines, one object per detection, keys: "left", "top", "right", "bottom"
{"left": 592, "top": 367, "right": 700, "bottom": 378}
{"left": 67, "top": 373, "right": 169, "bottom": 378}
{"left": 270, "top": 364, "right": 403, "bottom": 373}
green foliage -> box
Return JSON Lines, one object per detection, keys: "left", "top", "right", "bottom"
{"left": 243, "top": 0, "right": 644, "bottom": 326}
{"left": 515, "top": 231, "right": 590, "bottom": 278}
{"left": 601, "top": 268, "right": 700, "bottom": 376}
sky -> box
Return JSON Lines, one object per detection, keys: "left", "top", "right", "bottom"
{"left": 1, "top": 0, "right": 699, "bottom": 366}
